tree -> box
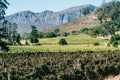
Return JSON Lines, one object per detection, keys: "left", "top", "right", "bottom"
{"left": 109, "top": 34, "right": 120, "bottom": 47}
{"left": 96, "top": 1, "right": 120, "bottom": 22}
{"left": 54, "top": 28, "right": 60, "bottom": 36}
{"left": 103, "top": 21, "right": 118, "bottom": 35}
{"left": 15, "top": 33, "right": 21, "bottom": 45}
{"left": 58, "top": 38, "right": 67, "bottom": 45}
{"left": 45, "top": 32, "right": 56, "bottom": 38}
{"left": 11, "top": 23, "right": 18, "bottom": 45}
{"left": 30, "top": 25, "right": 39, "bottom": 43}
{"left": 0, "top": 0, "right": 9, "bottom": 52}
{"left": 112, "top": 41, "right": 118, "bottom": 48}
{"left": 38, "top": 32, "right": 44, "bottom": 38}
{"left": 61, "top": 32, "right": 68, "bottom": 37}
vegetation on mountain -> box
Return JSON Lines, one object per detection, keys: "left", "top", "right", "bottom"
{"left": 96, "top": 0, "right": 120, "bottom": 23}
{"left": 83, "top": 7, "right": 90, "bottom": 15}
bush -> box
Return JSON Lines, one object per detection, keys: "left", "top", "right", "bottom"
{"left": 94, "top": 42, "right": 100, "bottom": 46}
{"left": 61, "top": 32, "right": 68, "bottom": 37}
{"left": 58, "top": 38, "right": 67, "bottom": 45}
{"left": 110, "top": 34, "right": 120, "bottom": 44}
{"left": 30, "top": 38, "right": 39, "bottom": 43}
{"left": 45, "top": 32, "right": 56, "bottom": 38}
{"left": 112, "top": 41, "right": 118, "bottom": 48}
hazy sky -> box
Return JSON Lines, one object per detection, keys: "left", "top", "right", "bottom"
{"left": 6, "top": 0, "right": 115, "bottom": 15}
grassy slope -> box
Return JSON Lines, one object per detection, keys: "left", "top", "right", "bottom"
{"left": 45, "top": 12, "right": 100, "bottom": 32}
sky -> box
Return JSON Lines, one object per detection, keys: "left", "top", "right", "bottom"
{"left": 6, "top": 0, "right": 114, "bottom": 15}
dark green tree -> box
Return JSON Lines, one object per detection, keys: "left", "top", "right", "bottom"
{"left": 58, "top": 38, "right": 67, "bottom": 45}
{"left": 0, "top": 0, "right": 9, "bottom": 52}
{"left": 96, "top": 0, "right": 120, "bottom": 22}
{"left": 45, "top": 32, "right": 56, "bottom": 38}
{"left": 54, "top": 28, "right": 60, "bottom": 36}
{"left": 112, "top": 41, "right": 118, "bottom": 48}
{"left": 16, "top": 33, "right": 21, "bottom": 45}
{"left": 12, "top": 23, "right": 18, "bottom": 45}
{"left": 30, "top": 25, "right": 39, "bottom": 43}
{"left": 61, "top": 32, "right": 68, "bottom": 37}
{"left": 103, "top": 21, "right": 118, "bottom": 35}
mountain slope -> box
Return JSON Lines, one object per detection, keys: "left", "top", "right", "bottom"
{"left": 6, "top": 4, "right": 97, "bottom": 34}
{"left": 45, "top": 12, "right": 100, "bottom": 32}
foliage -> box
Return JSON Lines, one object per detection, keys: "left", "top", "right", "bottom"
{"left": 22, "top": 33, "right": 30, "bottom": 40}
{"left": 30, "top": 25, "right": 39, "bottom": 43}
{"left": 58, "top": 38, "right": 67, "bottom": 45}
{"left": 110, "top": 34, "right": 120, "bottom": 44}
{"left": 80, "top": 28, "right": 89, "bottom": 33}
{"left": 71, "top": 30, "right": 78, "bottom": 35}
{"left": 61, "top": 32, "right": 68, "bottom": 37}
{"left": 54, "top": 28, "right": 60, "bottom": 36}
{"left": 0, "top": 51, "right": 119, "bottom": 80}
{"left": 94, "top": 42, "right": 100, "bottom": 46}
{"left": 112, "top": 41, "right": 118, "bottom": 48}
{"left": 96, "top": 1, "right": 120, "bottom": 23}
{"left": 45, "top": 32, "right": 56, "bottom": 38}
{"left": 38, "top": 32, "right": 45, "bottom": 38}
{"left": 0, "top": 0, "right": 9, "bottom": 52}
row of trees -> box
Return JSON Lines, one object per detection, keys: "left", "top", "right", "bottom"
{"left": 22, "top": 28, "right": 69, "bottom": 40}
{"left": 0, "top": 0, "right": 21, "bottom": 52}
{"left": 23, "top": 25, "right": 67, "bottom": 46}
{"left": 96, "top": 0, "right": 120, "bottom": 24}
{"left": 1, "top": 21, "right": 21, "bottom": 45}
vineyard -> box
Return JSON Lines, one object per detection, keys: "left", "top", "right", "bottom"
{"left": 0, "top": 51, "right": 120, "bottom": 80}
{"left": 39, "top": 35, "right": 107, "bottom": 45}
{"left": 6, "top": 35, "right": 119, "bottom": 53}
{"left": 8, "top": 45, "right": 120, "bottom": 53}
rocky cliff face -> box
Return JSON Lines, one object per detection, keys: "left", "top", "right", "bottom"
{"left": 6, "top": 4, "right": 97, "bottom": 34}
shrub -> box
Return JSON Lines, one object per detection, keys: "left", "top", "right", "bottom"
{"left": 61, "top": 32, "right": 68, "bottom": 37}
{"left": 58, "top": 38, "right": 67, "bottom": 45}
{"left": 45, "top": 32, "right": 56, "bottom": 38}
{"left": 110, "top": 34, "right": 120, "bottom": 44}
{"left": 30, "top": 37, "right": 39, "bottom": 43}
{"left": 94, "top": 42, "right": 100, "bottom": 46}
{"left": 112, "top": 41, "right": 118, "bottom": 48}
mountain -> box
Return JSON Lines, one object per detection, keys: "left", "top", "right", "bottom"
{"left": 44, "top": 12, "right": 100, "bottom": 32}
{"left": 6, "top": 4, "right": 97, "bottom": 34}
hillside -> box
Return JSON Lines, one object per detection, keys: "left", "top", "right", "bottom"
{"left": 45, "top": 12, "right": 100, "bottom": 32}
{"left": 6, "top": 4, "right": 97, "bottom": 34}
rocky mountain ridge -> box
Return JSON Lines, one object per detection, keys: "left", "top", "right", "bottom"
{"left": 6, "top": 4, "right": 97, "bottom": 34}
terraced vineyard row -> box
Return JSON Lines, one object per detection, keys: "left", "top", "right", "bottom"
{"left": 0, "top": 50, "right": 120, "bottom": 80}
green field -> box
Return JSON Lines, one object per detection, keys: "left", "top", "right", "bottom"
{"left": 9, "top": 45, "right": 120, "bottom": 53}
{"left": 1, "top": 35, "right": 117, "bottom": 53}
{"left": 39, "top": 35, "right": 107, "bottom": 45}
